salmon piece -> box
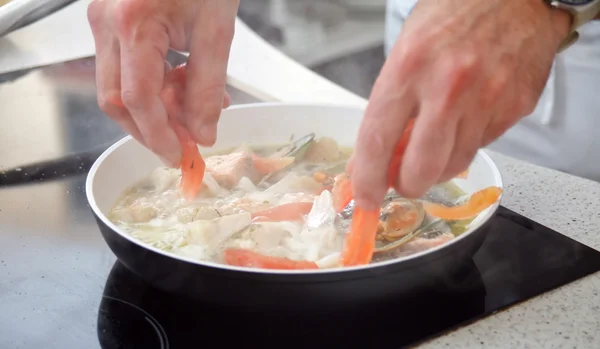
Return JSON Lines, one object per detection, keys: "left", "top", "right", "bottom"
{"left": 251, "top": 154, "right": 295, "bottom": 175}
{"left": 205, "top": 152, "right": 261, "bottom": 189}
{"left": 250, "top": 202, "right": 314, "bottom": 222}
{"left": 224, "top": 248, "right": 319, "bottom": 270}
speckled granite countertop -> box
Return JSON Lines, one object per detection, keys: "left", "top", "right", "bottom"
{"left": 418, "top": 150, "right": 600, "bottom": 349}
{"left": 2, "top": 2, "right": 600, "bottom": 348}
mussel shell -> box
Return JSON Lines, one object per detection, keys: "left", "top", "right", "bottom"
{"left": 374, "top": 218, "right": 451, "bottom": 254}
{"left": 272, "top": 133, "right": 316, "bottom": 159}
{"left": 378, "top": 199, "right": 425, "bottom": 239}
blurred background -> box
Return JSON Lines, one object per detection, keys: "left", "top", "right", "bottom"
{"left": 0, "top": 0, "right": 387, "bottom": 174}
{"left": 238, "top": 0, "right": 386, "bottom": 98}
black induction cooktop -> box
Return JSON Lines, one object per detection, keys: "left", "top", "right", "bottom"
{"left": 97, "top": 206, "right": 600, "bottom": 349}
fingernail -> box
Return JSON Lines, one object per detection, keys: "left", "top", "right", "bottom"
{"left": 159, "top": 155, "right": 178, "bottom": 168}
{"left": 198, "top": 123, "right": 217, "bottom": 146}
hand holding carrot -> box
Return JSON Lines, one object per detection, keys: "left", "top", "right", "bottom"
{"left": 87, "top": 0, "right": 237, "bottom": 167}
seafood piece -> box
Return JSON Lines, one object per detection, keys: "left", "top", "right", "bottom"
{"left": 175, "top": 206, "right": 200, "bottom": 223}
{"left": 110, "top": 198, "right": 158, "bottom": 223}
{"left": 278, "top": 192, "right": 318, "bottom": 205}
{"left": 251, "top": 202, "right": 314, "bottom": 222}
{"left": 186, "top": 212, "right": 252, "bottom": 251}
{"left": 251, "top": 154, "right": 295, "bottom": 176}
{"left": 235, "top": 176, "right": 258, "bottom": 193}
{"left": 316, "top": 252, "right": 341, "bottom": 269}
{"left": 257, "top": 133, "right": 315, "bottom": 183}
{"left": 205, "top": 152, "right": 261, "bottom": 189}
{"left": 130, "top": 227, "right": 186, "bottom": 251}
{"left": 377, "top": 199, "right": 425, "bottom": 241}
{"left": 264, "top": 172, "right": 322, "bottom": 195}
{"left": 172, "top": 245, "right": 206, "bottom": 260}
{"left": 303, "top": 136, "right": 343, "bottom": 163}
{"left": 374, "top": 218, "right": 448, "bottom": 253}
{"left": 248, "top": 133, "right": 315, "bottom": 177}
{"left": 223, "top": 248, "right": 319, "bottom": 270}
{"left": 217, "top": 197, "right": 273, "bottom": 216}
{"left": 423, "top": 186, "right": 502, "bottom": 220}
{"left": 305, "top": 190, "right": 337, "bottom": 229}
{"left": 193, "top": 207, "right": 223, "bottom": 221}
{"left": 269, "top": 133, "right": 315, "bottom": 159}
{"left": 240, "top": 222, "right": 295, "bottom": 252}
{"left": 146, "top": 167, "right": 181, "bottom": 193}
{"left": 388, "top": 233, "right": 455, "bottom": 258}
{"left": 312, "top": 171, "right": 329, "bottom": 183}
{"left": 332, "top": 173, "right": 352, "bottom": 213}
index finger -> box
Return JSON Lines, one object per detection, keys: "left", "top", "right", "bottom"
{"left": 350, "top": 63, "right": 417, "bottom": 210}
{"left": 183, "top": 1, "right": 239, "bottom": 147}
{"left": 117, "top": 19, "right": 181, "bottom": 166}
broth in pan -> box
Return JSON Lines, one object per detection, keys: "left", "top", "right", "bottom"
{"left": 108, "top": 135, "right": 499, "bottom": 270}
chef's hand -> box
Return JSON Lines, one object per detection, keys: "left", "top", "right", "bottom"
{"left": 87, "top": 0, "right": 238, "bottom": 167}
{"left": 349, "top": 0, "right": 571, "bottom": 209}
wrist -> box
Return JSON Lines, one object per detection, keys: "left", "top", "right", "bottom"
{"left": 549, "top": 5, "right": 574, "bottom": 47}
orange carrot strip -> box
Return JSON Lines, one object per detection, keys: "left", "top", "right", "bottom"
{"left": 251, "top": 154, "right": 295, "bottom": 175}
{"left": 340, "top": 118, "right": 416, "bottom": 267}
{"left": 423, "top": 186, "right": 502, "bottom": 220}
{"left": 340, "top": 207, "right": 380, "bottom": 266}
{"left": 106, "top": 64, "right": 205, "bottom": 201}
{"left": 175, "top": 124, "right": 206, "bottom": 201}
{"left": 224, "top": 248, "right": 319, "bottom": 270}
{"left": 332, "top": 173, "right": 352, "bottom": 213}
{"left": 250, "top": 202, "right": 314, "bottom": 222}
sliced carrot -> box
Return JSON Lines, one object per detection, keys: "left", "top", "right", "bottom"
{"left": 339, "top": 118, "right": 416, "bottom": 266}
{"left": 340, "top": 207, "right": 380, "bottom": 266}
{"left": 456, "top": 168, "right": 469, "bottom": 180}
{"left": 106, "top": 64, "right": 205, "bottom": 201}
{"left": 423, "top": 186, "right": 502, "bottom": 220}
{"left": 250, "top": 202, "right": 314, "bottom": 222}
{"left": 224, "top": 248, "right": 319, "bottom": 270}
{"left": 332, "top": 173, "right": 352, "bottom": 213}
{"left": 174, "top": 124, "right": 206, "bottom": 201}
{"left": 251, "top": 154, "right": 295, "bottom": 175}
